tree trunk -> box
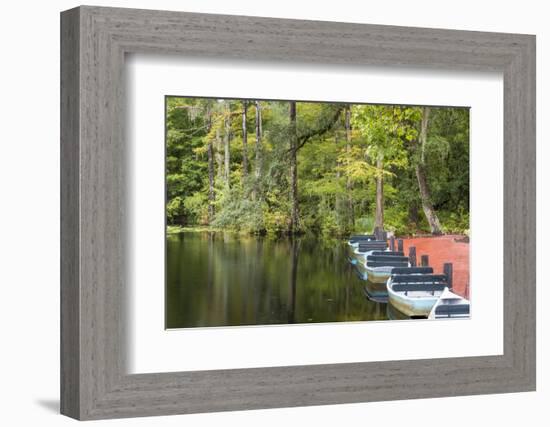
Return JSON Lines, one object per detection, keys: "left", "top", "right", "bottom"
{"left": 416, "top": 162, "right": 442, "bottom": 234}
{"left": 334, "top": 129, "right": 347, "bottom": 230}
{"left": 416, "top": 107, "right": 443, "bottom": 235}
{"left": 289, "top": 101, "right": 300, "bottom": 233}
{"left": 345, "top": 106, "right": 354, "bottom": 228}
{"left": 253, "top": 101, "right": 263, "bottom": 200}
{"left": 215, "top": 127, "right": 223, "bottom": 179}
{"left": 242, "top": 100, "right": 248, "bottom": 180}
{"left": 374, "top": 154, "right": 384, "bottom": 235}
{"left": 408, "top": 202, "right": 419, "bottom": 226}
{"left": 334, "top": 131, "right": 342, "bottom": 221}
{"left": 206, "top": 106, "right": 215, "bottom": 223}
{"left": 223, "top": 103, "right": 231, "bottom": 188}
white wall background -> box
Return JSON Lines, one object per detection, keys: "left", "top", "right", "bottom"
{"left": 0, "top": 1, "right": 546, "bottom": 425}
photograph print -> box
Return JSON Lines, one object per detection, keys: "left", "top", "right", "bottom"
{"left": 165, "top": 96, "right": 471, "bottom": 329}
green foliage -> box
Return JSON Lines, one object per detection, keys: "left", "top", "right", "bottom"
{"left": 320, "top": 211, "right": 339, "bottom": 237}
{"left": 166, "top": 225, "right": 183, "bottom": 235}
{"left": 384, "top": 206, "right": 417, "bottom": 236}
{"left": 211, "top": 185, "right": 265, "bottom": 234}
{"left": 263, "top": 208, "right": 290, "bottom": 236}
{"left": 166, "top": 196, "right": 184, "bottom": 224}
{"left": 426, "top": 108, "right": 470, "bottom": 214}
{"left": 438, "top": 208, "right": 470, "bottom": 234}
{"left": 165, "top": 96, "right": 470, "bottom": 238}
{"left": 183, "top": 192, "right": 209, "bottom": 225}
{"left": 355, "top": 216, "right": 374, "bottom": 233}
{"left": 351, "top": 104, "right": 419, "bottom": 169}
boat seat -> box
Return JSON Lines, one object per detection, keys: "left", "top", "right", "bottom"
{"left": 370, "top": 251, "right": 404, "bottom": 257}
{"left": 435, "top": 304, "right": 470, "bottom": 316}
{"left": 358, "top": 240, "right": 386, "bottom": 246}
{"left": 357, "top": 246, "right": 388, "bottom": 253}
{"left": 391, "top": 267, "right": 433, "bottom": 275}
{"left": 349, "top": 235, "right": 376, "bottom": 242}
{"left": 391, "top": 283, "right": 447, "bottom": 293}
{"left": 367, "top": 255, "right": 409, "bottom": 263}
{"left": 357, "top": 248, "right": 388, "bottom": 253}
{"left": 391, "top": 274, "right": 447, "bottom": 284}
{"left": 366, "top": 261, "right": 409, "bottom": 268}
{"left": 357, "top": 241, "right": 387, "bottom": 247}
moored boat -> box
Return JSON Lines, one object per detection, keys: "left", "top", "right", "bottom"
{"left": 428, "top": 288, "right": 470, "bottom": 319}
{"left": 347, "top": 234, "right": 376, "bottom": 249}
{"left": 357, "top": 254, "right": 409, "bottom": 282}
{"left": 360, "top": 253, "right": 410, "bottom": 301}
{"left": 387, "top": 272, "right": 449, "bottom": 317}
{"left": 347, "top": 235, "right": 376, "bottom": 261}
{"left": 360, "top": 264, "right": 433, "bottom": 302}
{"left": 348, "top": 240, "right": 387, "bottom": 264}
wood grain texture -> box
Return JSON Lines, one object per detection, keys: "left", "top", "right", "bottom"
{"left": 60, "top": 5, "right": 536, "bottom": 420}
{"left": 60, "top": 7, "right": 80, "bottom": 419}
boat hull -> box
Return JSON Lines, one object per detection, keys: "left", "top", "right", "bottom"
{"left": 347, "top": 244, "right": 372, "bottom": 265}
{"left": 347, "top": 243, "right": 359, "bottom": 264}
{"left": 387, "top": 287, "right": 439, "bottom": 317}
{"left": 355, "top": 262, "right": 392, "bottom": 283}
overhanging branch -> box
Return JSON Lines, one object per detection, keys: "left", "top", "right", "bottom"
{"left": 289, "top": 106, "right": 344, "bottom": 153}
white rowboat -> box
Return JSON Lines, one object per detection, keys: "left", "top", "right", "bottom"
{"left": 387, "top": 273, "right": 448, "bottom": 317}
{"left": 428, "top": 288, "right": 470, "bottom": 319}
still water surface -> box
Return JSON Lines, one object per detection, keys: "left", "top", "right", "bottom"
{"left": 166, "top": 231, "right": 388, "bottom": 328}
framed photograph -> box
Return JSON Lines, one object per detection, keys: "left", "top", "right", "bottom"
{"left": 61, "top": 5, "right": 535, "bottom": 420}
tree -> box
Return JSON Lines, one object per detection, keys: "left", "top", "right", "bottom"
{"left": 289, "top": 101, "right": 299, "bottom": 233}
{"left": 351, "top": 105, "right": 412, "bottom": 235}
{"left": 242, "top": 100, "right": 248, "bottom": 180}
{"left": 288, "top": 103, "right": 343, "bottom": 234}
{"left": 414, "top": 107, "right": 443, "bottom": 234}
{"left": 344, "top": 106, "right": 354, "bottom": 228}
{"left": 165, "top": 96, "right": 469, "bottom": 237}
{"left": 223, "top": 101, "right": 231, "bottom": 188}
{"left": 215, "top": 126, "right": 223, "bottom": 180}
{"left": 253, "top": 100, "right": 263, "bottom": 201}
{"left": 374, "top": 153, "right": 384, "bottom": 235}
{"left": 165, "top": 97, "right": 210, "bottom": 225}
{"left": 205, "top": 103, "right": 215, "bottom": 223}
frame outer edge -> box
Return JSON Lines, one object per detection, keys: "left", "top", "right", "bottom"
{"left": 61, "top": 6, "right": 537, "bottom": 420}
{"left": 60, "top": 6, "right": 81, "bottom": 420}
{"left": 502, "top": 34, "right": 536, "bottom": 391}
{"left": 518, "top": 34, "right": 536, "bottom": 389}
{"left": 528, "top": 35, "right": 536, "bottom": 390}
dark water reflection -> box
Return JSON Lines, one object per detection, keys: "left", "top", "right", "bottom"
{"left": 166, "top": 231, "right": 388, "bottom": 328}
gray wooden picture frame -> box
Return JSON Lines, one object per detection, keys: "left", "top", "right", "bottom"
{"left": 60, "top": 5, "right": 536, "bottom": 420}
